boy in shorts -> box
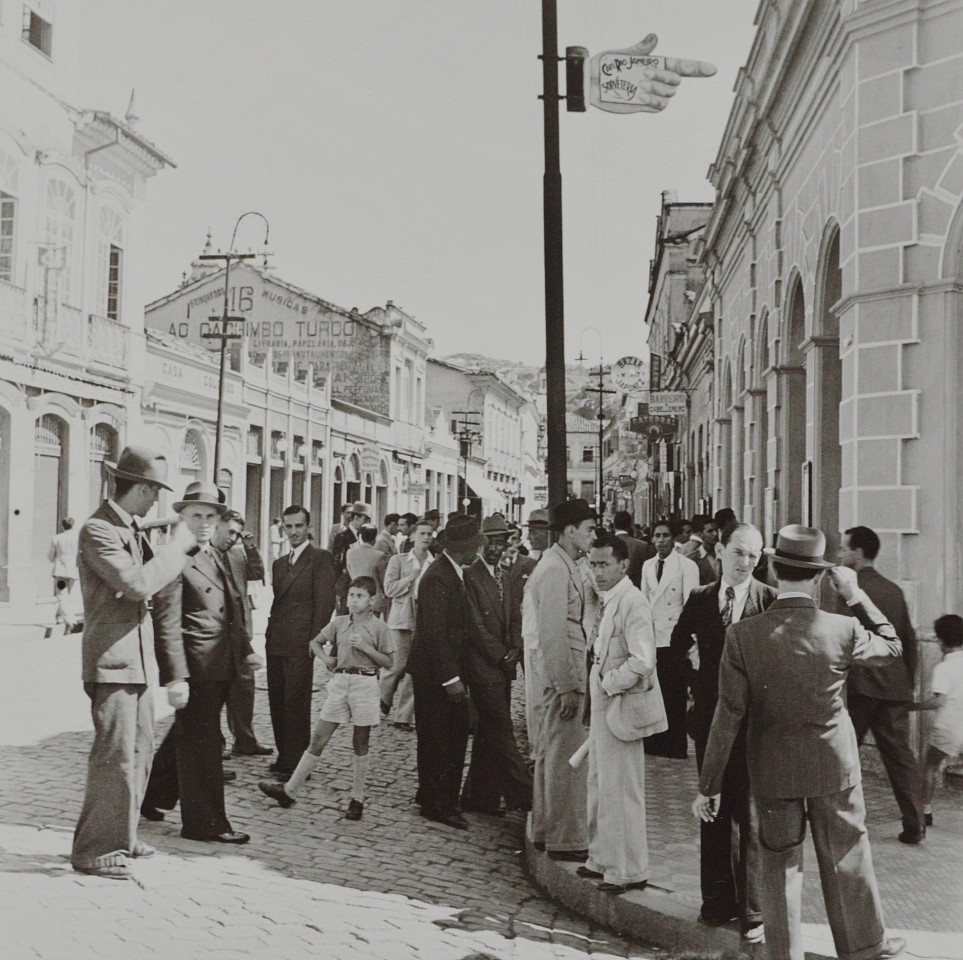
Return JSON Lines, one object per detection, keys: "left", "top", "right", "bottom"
{"left": 916, "top": 614, "right": 963, "bottom": 829}
{"left": 258, "top": 576, "right": 393, "bottom": 820}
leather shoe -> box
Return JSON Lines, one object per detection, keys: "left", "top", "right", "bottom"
{"left": 140, "top": 805, "right": 165, "bottom": 822}
{"left": 598, "top": 880, "right": 648, "bottom": 894}
{"left": 258, "top": 779, "right": 295, "bottom": 808}
{"left": 232, "top": 745, "right": 274, "bottom": 757}
{"left": 575, "top": 865, "right": 603, "bottom": 879}
{"left": 345, "top": 798, "right": 364, "bottom": 821}
{"left": 547, "top": 849, "right": 588, "bottom": 862}
{"left": 898, "top": 829, "right": 925, "bottom": 844}
{"left": 130, "top": 842, "right": 155, "bottom": 859}
{"left": 924, "top": 812, "right": 934, "bottom": 827}
{"left": 223, "top": 769, "right": 237, "bottom": 783}
{"left": 699, "top": 907, "right": 738, "bottom": 927}
{"left": 872, "top": 937, "right": 906, "bottom": 960}
{"left": 182, "top": 831, "right": 250, "bottom": 844}
{"left": 424, "top": 808, "right": 468, "bottom": 830}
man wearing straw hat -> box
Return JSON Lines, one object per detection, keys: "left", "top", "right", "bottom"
{"left": 694, "top": 524, "right": 907, "bottom": 960}
{"left": 71, "top": 446, "right": 196, "bottom": 880}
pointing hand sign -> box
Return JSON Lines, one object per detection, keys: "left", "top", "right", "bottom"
{"left": 587, "top": 34, "right": 716, "bottom": 114}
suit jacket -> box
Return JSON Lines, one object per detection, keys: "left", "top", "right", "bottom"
{"left": 331, "top": 527, "right": 357, "bottom": 572}
{"left": 222, "top": 545, "right": 256, "bottom": 648}
{"left": 678, "top": 539, "right": 719, "bottom": 584}
{"left": 346, "top": 542, "right": 388, "bottom": 594}
{"left": 615, "top": 532, "right": 655, "bottom": 589}
{"left": 846, "top": 567, "right": 917, "bottom": 701}
{"left": 374, "top": 530, "right": 397, "bottom": 557}
{"left": 464, "top": 559, "right": 515, "bottom": 685}
{"left": 153, "top": 547, "right": 252, "bottom": 685}
{"left": 639, "top": 550, "right": 699, "bottom": 648}
{"left": 525, "top": 543, "right": 587, "bottom": 694}
{"left": 505, "top": 554, "right": 537, "bottom": 653}
{"left": 595, "top": 578, "right": 666, "bottom": 740}
{"left": 48, "top": 528, "right": 79, "bottom": 579}
{"left": 407, "top": 553, "right": 468, "bottom": 687}
{"left": 700, "top": 594, "right": 902, "bottom": 800}
{"left": 384, "top": 550, "right": 428, "bottom": 630}
{"left": 78, "top": 502, "right": 189, "bottom": 685}
{"left": 265, "top": 545, "right": 337, "bottom": 657}
{"left": 669, "top": 578, "right": 777, "bottom": 743}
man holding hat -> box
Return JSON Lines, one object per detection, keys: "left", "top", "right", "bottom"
{"left": 694, "top": 524, "right": 907, "bottom": 960}
{"left": 141, "top": 481, "right": 254, "bottom": 844}
{"left": 460, "top": 514, "right": 533, "bottom": 816}
{"left": 524, "top": 498, "right": 597, "bottom": 860}
{"left": 72, "top": 446, "right": 196, "bottom": 879}
{"left": 407, "top": 514, "right": 487, "bottom": 829}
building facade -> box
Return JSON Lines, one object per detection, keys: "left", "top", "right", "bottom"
{"left": 702, "top": 0, "right": 963, "bottom": 628}
{"left": 0, "top": 2, "right": 172, "bottom": 609}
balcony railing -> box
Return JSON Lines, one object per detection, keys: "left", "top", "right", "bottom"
{"left": 88, "top": 313, "right": 129, "bottom": 370}
{"left": 0, "top": 278, "right": 27, "bottom": 342}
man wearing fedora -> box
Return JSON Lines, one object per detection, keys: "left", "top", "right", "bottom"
{"left": 525, "top": 498, "right": 597, "bottom": 860}
{"left": 72, "top": 446, "right": 196, "bottom": 879}
{"left": 694, "top": 524, "right": 907, "bottom": 960}
{"left": 407, "top": 514, "right": 487, "bottom": 829}
{"left": 332, "top": 501, "right": 370, "bottom": 613}
{"left": 265, "top": 504, "right": 338, "bottom": 778}
{"left": 141, "top": 481, "right": 254, "bottom": 844}
{"left": 460, "top": 514, "right": 533, "bottom": 816}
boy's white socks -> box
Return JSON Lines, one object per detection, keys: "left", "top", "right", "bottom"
{"left": 351, "top": 754, "right": 370, "bottom": 802}
{"left": 285, "top": 750, "right": 321, "bottom": 798}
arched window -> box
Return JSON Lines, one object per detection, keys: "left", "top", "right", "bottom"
{"left": 44, "top": 180, "right": 77, "bottom": 305}
{"left": 89, "top": 422, "right": 119, "bottom": 517}
{"left": 180, "top": 430, "right": 203, "bottom": 484}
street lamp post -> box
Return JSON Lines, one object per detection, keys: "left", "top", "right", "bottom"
{"left": 577, "top": 328, "right": 613, "bottom": 520}
{"left": 453, "top": 388, "right": 484, "bottom": 515}
{"left": 199, "top": 211, "right": 270, "bottom": 484}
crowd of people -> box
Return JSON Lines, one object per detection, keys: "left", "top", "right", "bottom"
{"left": 68, "top": 444, "right": 963, "bottom": 960}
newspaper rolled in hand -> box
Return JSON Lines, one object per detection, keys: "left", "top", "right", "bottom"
{"left": 569, "top": 738, "right": 590, "bottom": 769}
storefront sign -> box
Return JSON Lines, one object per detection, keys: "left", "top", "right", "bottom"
{"left": 405, "top": 481, "right": 428, "bottom": 495}
{"left": 360, "top": 446, "right": 382, "bottom": 475}
{"left": 648, "top": 391, "right": 687, "bottom": 416}
{"left": 612, "top": 356, "right": 649, "bottom": 397}
{"left": 649, "top": 354, "right": 663, "bottom": 391}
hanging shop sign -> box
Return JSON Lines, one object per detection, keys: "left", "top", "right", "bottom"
{"left": 611, "top": 356, "right": 649, "bottom": 397}
{"left": 360, "top": 446, "right": 382, "bottom": 475}
{"left": 648, "top": 391, "right": 688, "bottom": 416}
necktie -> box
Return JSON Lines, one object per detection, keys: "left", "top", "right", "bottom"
{"left": 721, "top": 585, "right": 735, "bottom": 627}
{"left": 656, "top": 558, "right": 664, "bottom": 583}
{"left": 130, "top": 521, "right": 145, "bottom": 563}
{"left": 494, "top": 567, "right": 504, "bottom": 602}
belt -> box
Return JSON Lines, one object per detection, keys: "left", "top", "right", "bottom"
{"left": 334, "top": 667, "right": 377, "bottom": 676}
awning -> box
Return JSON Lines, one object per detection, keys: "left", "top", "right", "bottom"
{"left": 466, "top": 467, "right": 508, "bottom": 514}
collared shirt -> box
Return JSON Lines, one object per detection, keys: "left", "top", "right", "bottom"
{"left": 288, "top": 540, "right": 310, "bottom": 566}
{"left": 108, "top": 499, "right": 135, "bottom": 529}
{"left": 720, "top": 576, "right": 753, "bottom": 624}
{"left": 594, "top": 574, "right": 634, "bottom": 656}
{"left": 443, "top": 551, "right": 465, "bottom": 581}
{"left": 317, "top": 614, "right": 394, "bottom": 672}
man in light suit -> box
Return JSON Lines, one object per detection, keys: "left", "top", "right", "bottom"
{"left": 72, "top": 447, "right": 195, "bottom": 879}
{"left": 49, "top": 516, "right": 81, "bottom": 628}
{"left": 582, "top": 535, "right": 665, "bottom": 893}
{"left": 670, "top": 522, "right": 776, "bottom": 938}
{"left": 265, "top": 505, "right": 337, "bottom": 778}
{"left": 375, "top": 513, "right": 400, "bottom": 558}
{"left": 639, "top": 519, "right": 699, "bottom": 758}
{"left": 694, "top": 525, "right": 907, "bottom": 960}
{"left": 380, "top": 519, "right": 433, "bottom": 728}
{"left": 526, "top": 498, "right": 597, "bottom": 860}
{"left": 347, "top": 524, "right": 388, "bottom": 615}
{"left": 612, "top": 510, "right": 655, "bottom": 588}
{"left": 460, "top": 514, "right": 532, "bottom": 816}
{"left": 141, "top": 482, "right": 253, "bottom": 844}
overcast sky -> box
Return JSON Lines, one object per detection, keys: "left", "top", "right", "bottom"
{"left": 77, "top": 1, "right": 759, "bottom": 366}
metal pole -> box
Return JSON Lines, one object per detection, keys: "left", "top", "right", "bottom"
{"left": 212, "top": 257, "right": 231, "bottom": 483}
{"left": 542, "top": 0, "right": 567, "bottom": 509}
{"left": 598, "top": 377, "right": 604, "bottom": 518}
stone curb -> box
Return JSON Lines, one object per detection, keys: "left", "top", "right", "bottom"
{"left": 524, "top": 828, "right": 744, "bottom": 957}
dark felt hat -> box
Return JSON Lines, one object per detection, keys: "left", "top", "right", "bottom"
{"left": 437, "top": 514, "right": 487, "bottom": 551}
{"left": 105, "top": 446, "right": 174, "bottom": 492}
{"left": 549, "top": 498, "right": 598, "bottom": 531}
{"left": 481, "top": 513, "right": 510, "bottom": 537}
{"left": 764, "top": 524, "right": 835, "bottom": 570}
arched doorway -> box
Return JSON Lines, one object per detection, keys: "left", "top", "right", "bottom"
{"left": 89, "top": 422, "right": 119, "bottom": 519}
{"left": 217, "top": 468, "right": 233, "bottom": 509}
{"left": 780, "top": 278, "right": 807, "bottom": 528}
{"left": 34, "top": 414, "right": 68, "bottom": 597}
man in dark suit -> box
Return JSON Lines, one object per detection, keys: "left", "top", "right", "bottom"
{"left": 679, "top": 515, "right": 721, "bottom": 584}
{"left": 332, "top": 501, "right": 370, "bottom": 612}
{"left": 142, "top": 481, "right": 252, "bottom": 844}
{"left": 460, "top": 515, "right": 533, "bottom": 815}
{"left": 71, "top": 447, "right": 195, "bottom": 880}
{"left": 214, "top": 510, "right": 272, "bottom": 758}
{"left": 265, "top": 505, "right": 337, "bottom": 777}
{"left": 671, "top": 522, "right": 776, "bottom": 939}
{"left": 694, "top": 524, "right": 906, "bottom": 960}
{"left": 407, "top": 514, "right": 487, "bottom": 829}
{"left": 836, "top": 525, "right": 925, "bottom": 843}
{"left": 612, "top": 510, "right": 655, "bottom": 588}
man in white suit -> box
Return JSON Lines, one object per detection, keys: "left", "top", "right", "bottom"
{"left": 640, "top": 519, "right": 698, "bottom": 758}
{"left": 580, "top": 535, "right": 666, "bottom": 893}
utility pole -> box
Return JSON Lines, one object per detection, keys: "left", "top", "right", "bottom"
{"left": 541, "top": 0, "right": 568, "bottom": 511}
{"left": 584, "top": 363, "right": 614, "bottom": 520}
{"left": 452, "top": 407, "right": 481, "bottom": 515}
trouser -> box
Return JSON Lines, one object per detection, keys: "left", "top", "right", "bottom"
{"left": 849, "top": 691, "right": 925, "bottom": 836}
{"left": 225, "top": 674, "right": 260, "bottom": 754}
{"left": 72, "top": 682, "right": 153, "bottom": 867}
{"left": 142, "top": 680, "right": 234, "bottom": 838}
{"left": 379, "top": 628, "right": 415, "bottom": 724}
{"left": 266, "top": 654, "right": 313, "bottom": 773}
{"left": 586, "top": 666, "right": 648, "bottom": 884}
{"left": 523, "top": 646, "right": 544, "bottom": 760}
{"left": 757, "top": 783, "right": 886, "bottom": 960}
{"left": 411, "top": 676, "right": 470, "bottom": 815}
{"left": 461, "top": 678, "right": 532, "bottom": 811}
{"left": 644, "top": 645, "right": 689, "bottom": 759}
{"left": 532, "top": 669, "right": 588, "bottom": 852}
{"left": 694, "top": 735, "right": 762, "bottom": 929}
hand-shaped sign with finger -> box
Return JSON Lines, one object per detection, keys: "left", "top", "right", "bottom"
{"left": 587, "top": 34, "right": 716, "bottom": 114}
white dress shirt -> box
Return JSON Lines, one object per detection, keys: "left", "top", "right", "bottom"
{"left": 719, "top": 576, "right": 753, "bottom": 624}
{"left": 288, "top": 540, "right": 310, "bottom": 565}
